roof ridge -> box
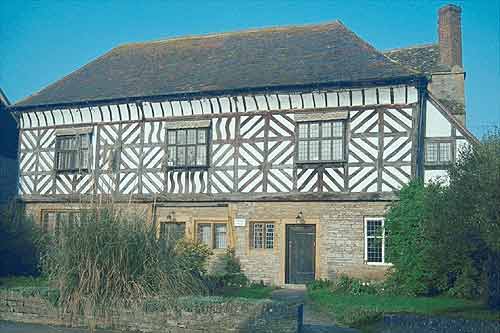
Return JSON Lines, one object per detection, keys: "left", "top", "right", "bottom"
{"left": 334, "top": 21, "right": 421, "bottom": 75}
{"left": 116, "top": 20, "right": 344, "bottom": 49}
{"left": 383, "top": 43, "right": 438, "bottom": 53}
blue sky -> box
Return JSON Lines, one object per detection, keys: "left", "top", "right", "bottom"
{"left": 1, "top": 0, "right": 498, "bottom": 137}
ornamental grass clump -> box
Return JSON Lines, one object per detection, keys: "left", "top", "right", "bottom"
{"left": 41, "top": 205, "right": 209, "bottom": 320}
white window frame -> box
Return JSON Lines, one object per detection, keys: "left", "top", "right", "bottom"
{"left": 364, "top": 217, "right": 391, "bottom": 266}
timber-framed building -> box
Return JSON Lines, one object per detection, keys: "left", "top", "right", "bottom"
{"left": 8, "top": 5, "right": 477, "bottom": 284}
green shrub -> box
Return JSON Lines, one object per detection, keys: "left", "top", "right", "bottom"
{"left": 307, "top": 278, "right": 334, "bottom": 291}
{"left": 207, "top": 248, "right": 249, "bottom": 291}
{"left": 41, "top": 205, "right": 208, "bottom": 318}
{"left": 175, "top": 240, "right": 212, "bottom": 278}
{"left": 384, "top": 130, "right": 500, "bottom": 308}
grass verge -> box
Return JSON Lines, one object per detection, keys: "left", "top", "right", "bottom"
{"left": 308, "top": 288, "right": 500, "bottom": 327}
{"left": 0, "top": 276, "right": 48, "bottom": 289}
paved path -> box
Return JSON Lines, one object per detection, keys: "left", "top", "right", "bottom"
{"left": 271, "top": 287, "right": 360, "bottom": 333}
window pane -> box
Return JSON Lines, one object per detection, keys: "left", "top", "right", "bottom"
{"left": 321, "top": 140, "right": 331, "bottom": 160}
{"left": 80, "top": 134, "right": 89, "bottom": 149}
{"left": 332, "top": 139, "right": 343, "bottom": 160}
{"left": 322, "top": 122, "right": 331, "bottom": 138}
{"left": 309, "top": 141, "right": 319, "bottom": 160}
{"left": 187, "top": 129, "right": 197, "bottom": 144}
{"left": 265, "top": 224, "right": 274, "bottom": 249}
{"left": 168, "top": 131, "right": 176, "bottom": 144}
{"left": 310, "top": 123, "right": 319, "bottom": 138}
{"left": 80, "top": 151, "right": 89, "bottom": 169}
{"left": 186, "top": 146, "right": 196, "bottom": 166}
{"left": 196, "top": 146, "right": 206, "bottom": 166}
{"left": 166, "top": 146, "right": 175, "bottom": 166}
{"left": 332, "top": 122, "right": 343, "bottom": 137}
{"left": 197, "top": 224, "right": 211, "bottom": 246}
{"left": 298, "top": 123, "right": 308, "bottom": 139}
{"left": 197, "top": 129, "right": 206, "bottom": 144}
{"left": 367, "top": 220, "right": 382, "bottom": 237}
{"left": 177, "top": 130, "right": 186, "bottom": 145}
{"left": 161, "top": 223, "right": 185, "bottom": 242}
{"left": 253, "top": 223, "right": 264, "bottom": 248}
{"left": 367, "top": 237, "right": 383, "bottom": 263}
{"left": 298, "top": 141, "right": 308, "bottom": 161}
{"left": 177, "top": 146, "right": 186, "bottom": 165}
{"left": 439, "top": 143, "right": 451, "bottom": 162}
{"left": 426, "top": 143, "right": 438, "bottom": 162}
{"left": 215, "top": 224, "right": 227, "bottom": 249}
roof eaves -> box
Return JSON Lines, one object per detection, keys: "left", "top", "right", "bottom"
{"left": 9, "top": 75, "right": 428, "bottom": 112}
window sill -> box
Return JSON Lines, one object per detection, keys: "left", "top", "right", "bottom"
{"left": 365, "top": 262, "right": 393, "bottom": 266}
{"left": 56, "top": 169, "right": 90, "bottom": 174}
{"left": 296, "top": 161, "right": 346, "bottom": 168}
{"left": 249, "top": 248, "right": 274, "bottom": 252}
{"left": 424, "top": 163, "right": 453, "bottom": 170}
{"left": 166, "top": 166, "right": 209, "bottom": 171}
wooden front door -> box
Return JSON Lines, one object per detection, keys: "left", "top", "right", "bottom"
{"left": 286, "top": 224, "right": 316, "bottom": 284}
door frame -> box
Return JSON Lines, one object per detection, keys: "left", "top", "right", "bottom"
{"left": 279, "top": 218, "right": 320, "bottom": 285}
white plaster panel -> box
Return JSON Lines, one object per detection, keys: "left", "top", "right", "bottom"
{"left": 424, "top": 169, "right": 449, "bottom": 185}
{"left": 425, "top": 101, "right": 452, "bottom": 137}
{"left": 326, "top": 92, "right": 339, "bottom": 107}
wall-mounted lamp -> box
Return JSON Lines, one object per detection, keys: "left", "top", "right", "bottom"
{"left": 166, "top": 211, "right": 176, "bottom": 223}
{"left": 296, "top": 211, "right": 305, "bottom": 224}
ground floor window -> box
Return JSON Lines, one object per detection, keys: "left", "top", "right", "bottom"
{"left": 41, "top": 211, "right": 80, "bottom": 235}
{"left": 196, "top": 222, "right": 227, "bottom": 249}
{"left": 364, "top": 217, "right": 387, "bottom": 264}
{"left": 160, "top": 222, "right": 185, "bottom": 242}
{"left": 251, "top": 222, "right": 274, "bottom": 249}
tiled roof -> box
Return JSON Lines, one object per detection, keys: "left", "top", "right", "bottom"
{"left": 15, "top": 21, "right": 419, "bottom": 107}
{"left": 384, "top": 44, "right": 451, "bottom": 74}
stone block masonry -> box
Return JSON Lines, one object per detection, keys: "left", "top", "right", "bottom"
{"left": 0, "top": 290, "right": 298, "bottom": 332}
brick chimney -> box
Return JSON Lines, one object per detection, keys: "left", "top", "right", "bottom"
{"left": 438, "top": 4, "right": 463, "bottom": 68}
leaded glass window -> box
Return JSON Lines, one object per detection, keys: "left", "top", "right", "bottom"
{"left": 365, "top": 218, "right": 386, "bottom": 264}
{"left": 41, "top": 211, "right": 80, "bottom": 237}
{"left": 251, "top": 223, "right": 274, "bottom": 249}
{"left": 160, "top": 222, "right": 185, "bottom": 242}
{"left": 196, "top": 222, "right": 228, "bottom": 249}
{"left": 214, "top": 224, "right": 227, "bottom": 249}
{"left": 55, "top": 134, "right": 91, "bottom": 172}
{"left": 166, "top": 128, "right": 209, "bottom": 168}
{"left": 425, "top": 141, "right": 452, "bottom": 164}
{"left": 297, "top": 121, "right": 345, "bottom": 163}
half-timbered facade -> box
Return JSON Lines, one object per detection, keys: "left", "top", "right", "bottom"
{"left": 8, "top": 5, "right": 478, "bottom": 284}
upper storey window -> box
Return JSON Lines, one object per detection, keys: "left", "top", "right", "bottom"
{"left": 425, "top": 141, "right": 452, "bottom": 165}
{"left": 166, "top": 127, "right": 209, "bottom": 168}
{"left": 297, "top": 120, "right": 345, "bottom": 163}
{"left": 55, "top": 133, "right": 91, "bottom": 172}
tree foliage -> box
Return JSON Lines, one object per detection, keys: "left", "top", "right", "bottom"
{"left": 385, "top": 130, "right": 500, "bottom": 309}
{"left": 0, "top": 201, "right": 42, "bottom": 277}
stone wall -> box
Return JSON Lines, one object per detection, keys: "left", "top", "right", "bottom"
{"left": 24, "top": 200, "right": 393, "bottom": 286}
{"left": 0, "top": 290, "right": 298, "bottom": 333}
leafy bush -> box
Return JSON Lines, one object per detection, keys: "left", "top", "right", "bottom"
{"left": 41, "top": 205, "right": 208, "bottom": 318}
{"left": 384, "top": 130, "right": 500, "bottom": 308}
{"left": 174, "top": 240, "right": 212, "bottom": 278}
{"left": 207, "top": 248, "right": 249, "bottom": 291}
{"left": 0, "top": 201, "right": 42, "bottom": 277}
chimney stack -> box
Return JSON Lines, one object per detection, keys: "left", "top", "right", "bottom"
{"left": 438, "top": 4, "right": 463, "bottom": 68}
